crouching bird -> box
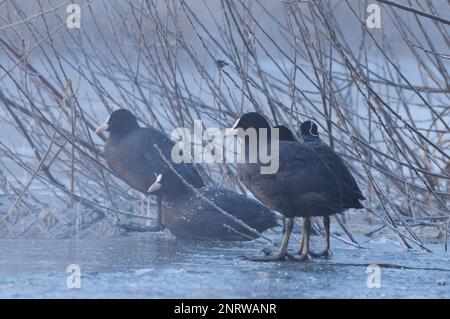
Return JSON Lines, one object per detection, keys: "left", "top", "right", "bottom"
{"left": 226, "top": 112, "right": 343, "bottom": 261}
{"left": 95, "top": 109, "right": 205, "bottom": 230}
{"left": 147, "top": 168, "right": 278, "bottom": 241}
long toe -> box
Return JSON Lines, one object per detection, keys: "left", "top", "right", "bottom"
{"left": 148, "top": 224, "right": 165, "bottom": 232}
{"left": 260, "top": 247, "right": 274, "bottom": 256}
{"left": 240, "top": 253, "right": 287, "bottom": 262}
{"left": 309, "top": 249, "right": 332, "bottom": 259}
{"left": 322, "top": 249, "right": 332, "bottom": 258}
{"left": 287, "top": 253, "right": 312, "bottom": 262}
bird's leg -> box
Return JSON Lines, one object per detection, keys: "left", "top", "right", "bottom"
{"left": 297, "top": 226, "right": 306, "bottom": 254}
{"left": 310, "top": 216, "right": 332, "bottom": 258}
{"left": 281, "top": 217, "right": 286, "bottom": 234}
{"left": 242, "top": 217, "right": 294, "bottom": 262}
{"left": 289, "top": 217, "right": 312, "bottom": 261}
{"left": 156, "top": 196, "right": 164, "bottom": 229}
{"left": 140, "top": 196, "right": 164, "bottom": 232}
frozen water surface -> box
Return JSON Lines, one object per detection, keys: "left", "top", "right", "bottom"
{"left": 0, "top": 233, "right": 449, "bottom": 298}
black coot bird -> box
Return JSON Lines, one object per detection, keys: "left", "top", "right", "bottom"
{"left": 146, "top": 168, "right": 278, "bottom": 240}
{"left": 273, "top": 125, "right": 297, "bottom": 233}
{"left": 273, "top": 125, "right": 297, "bottom": 142}
{"left": 299, "top": 120, "right": 365, "bottom": 256}
{"left": 95, "top": 109, "right": 205, "bottom": 230}
{"left": 227, "top": 112, "right": 343, "bottom": 261}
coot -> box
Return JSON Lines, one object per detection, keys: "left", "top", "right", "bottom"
{"left": 274, "top": 125, "right": 297, "bottom": 142}
{"left": 227, "top": 112, "right": 343, "bottom": 261}
{"left": 299, "top": 120, "right": 365, "bottom": 256}
{"left": 147, "top": 168, "right": 278, "bottom": 241}
{"left": 95, "top": 109, "right": 205, "bottom": 229}
{"left": 273, "top": 125, "right": 297, "bottom": 233}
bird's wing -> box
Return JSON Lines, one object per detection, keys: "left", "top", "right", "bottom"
{"left": 275, "top": 143, "right": 342, "bottom": 203}
{"left": 313, "top": 142, "right": 365, "bottom": 201}
{"left": 141, "top": 128, "right": 205, "bottom": 188}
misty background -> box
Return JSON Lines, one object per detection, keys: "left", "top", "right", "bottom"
{"left": 0, "top": 0, "right": 449, "bottom": 249}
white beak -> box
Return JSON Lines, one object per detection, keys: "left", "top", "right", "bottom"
{"left": 147, "top": 174, "right": 163, "bottom": 193}
{"left": 225, "top": 117, "right": 240, "bottom": 137}
{"left": 95, "top": 122, "right": 109, "bottom": 134}
{"left": 225, "top": 127, "right": 237, "bottom": 137}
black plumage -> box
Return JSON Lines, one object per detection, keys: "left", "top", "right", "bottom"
{"left": 95, "top": 109, "right": 205, "bottom": 229}
{"left": 299, "top": 121, "right": 365, "bottom": 209}
{"left": 228, "top": 112, "right": 343, "bottom": 261}
{"left": 273, "top": 121, "right": 365, "bottom": 257}
{"left": 147, "top": 169, "right": 278, "bottom": 241}
{"left": 273, "top": 124, "right": 297, "bottom": 233}
{"left": 297, "top": 120, "right": 365, "bottom": 256}
{"left": 273, "top": 125, "right": 297, "bottom": 142}
{"left": 299, "top": 121, "right": 364, "bottom": 208}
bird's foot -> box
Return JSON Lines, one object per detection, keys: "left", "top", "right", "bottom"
{"left": 146, "top": 223, "right": 165, "bottom": 232}
{"left": 309, "top": 249, "right": 332, "bottom": 259}
{"left": 287, "top": 253, "right": 312, "bottom": 262}
{"left": 260, "top": 247, "right": 274, "bottom": 256}
{"left": 240, "top": 251, "right": 295, "bottom": 262}
{"left": 120, "top": 222, "right": 164, "bottom": 232}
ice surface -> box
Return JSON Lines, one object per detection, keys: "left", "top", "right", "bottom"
{"left": 0, "top": 233, "right": 448, "bottom": 298}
